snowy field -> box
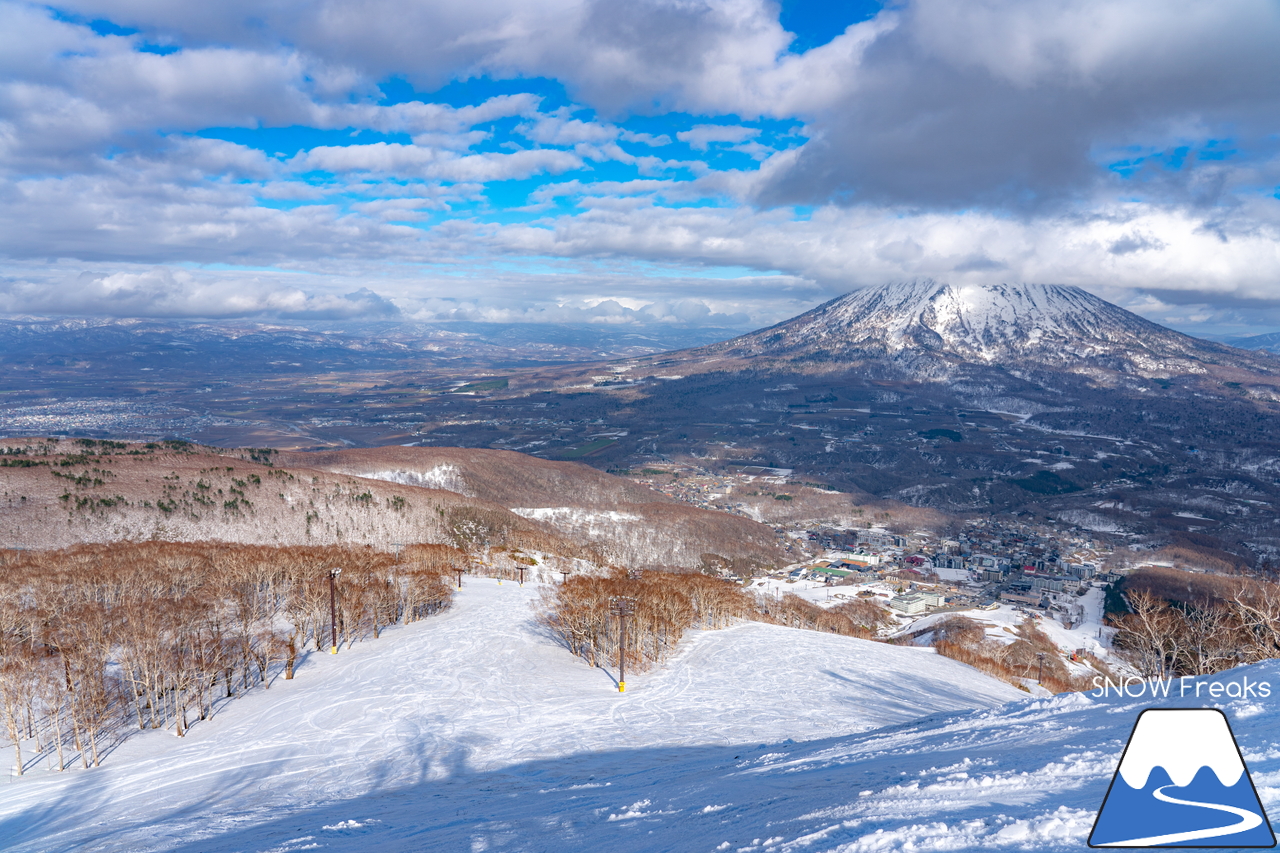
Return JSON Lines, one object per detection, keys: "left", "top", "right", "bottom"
{"left": 751, "top": 576, "right": 852, "bottom": 605}
{"left": 3, "top": 580, "right": 1280, "bottom": 852}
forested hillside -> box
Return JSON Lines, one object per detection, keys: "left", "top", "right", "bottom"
{"left": 0, "top": 439, "right": 784, "bottom": 572}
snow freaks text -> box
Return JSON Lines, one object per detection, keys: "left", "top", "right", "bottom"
{"left": 1090, "top": 676, "right": 1271, "bottom": 700}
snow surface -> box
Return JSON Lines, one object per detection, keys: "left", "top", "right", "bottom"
{"left": 358, "top": 464, "right": 472, "bottom": 495}
{"left": 751, "top": 577, "right": 852, "bottom": 606}
{"left": 5, "top": 581, "right": 1280, "bottom": 852}
{"left": 0, "top": 580, "right": 1019, "bottom": 852}
{"left": 511, "top": 507, "right": 642, "bottom": 525}
{"left": 823, "top": 282, "right": 1125, "bottom": 351}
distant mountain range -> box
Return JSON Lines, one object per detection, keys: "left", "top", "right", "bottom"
{"left": 470, "top": 282, "right": 1280, "bottom": 565}
{"left": 0, "top": 316, "right": 743, "bottom": 372}
{"left": 1213, "top": 331, "right": 1280, "bottom": 354}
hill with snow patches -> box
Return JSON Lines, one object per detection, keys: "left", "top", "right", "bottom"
{"left": 0, "top": 440, "right": 782, "bottom": 571}
{"left": 5, "top": 580, "right": 1280, "bottom": 853}
{"left": 285, "top": 446, "right": 783, "bottom": 570}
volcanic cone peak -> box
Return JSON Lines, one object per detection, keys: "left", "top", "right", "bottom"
{"left": 719, "top": 281, "right": 1252, "bottom": 376}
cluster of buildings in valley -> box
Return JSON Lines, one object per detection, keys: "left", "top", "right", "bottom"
{"left": 0, "top": 399, "right": 225, "bottom": 439}
{"left": 626, "top": 465, "right": 1122, "bottom": 616}
{"left": 770, "top": 516, "right": 1121, "bottom": 630}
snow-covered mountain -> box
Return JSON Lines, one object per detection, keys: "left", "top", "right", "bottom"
{"left": 713, "top": 281, "right": 1267, "bottom": 376}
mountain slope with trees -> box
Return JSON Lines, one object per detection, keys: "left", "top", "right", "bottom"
{"left": 0, "top": 439, "right": 784, "bottom": 572}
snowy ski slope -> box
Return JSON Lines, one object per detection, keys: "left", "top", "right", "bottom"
{"left": 3, "top": 579, "right": 1280, "bottom": 852}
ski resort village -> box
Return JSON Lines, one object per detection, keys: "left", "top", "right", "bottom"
{"left": 632, "top": 463, "right": 1118, "bottom": 639}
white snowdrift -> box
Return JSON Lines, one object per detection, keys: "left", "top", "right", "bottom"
{"left": 358, "top": 464, "right": 471, "bottom": 496}
{"left": 511, "top": 506, "right": 642, "bottom": 524}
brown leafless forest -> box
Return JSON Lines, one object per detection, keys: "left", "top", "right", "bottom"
{"left": 0, "top": 541, "right": 458, "bottom": 775}
{"left": 0, "top": 439, "right": 784, "bottom": 573}
{"left": 1110, "top": 583, "right": 1280, "bottom": 679}
{"left": 538, "top": 571, "right": 894, "bottom": 676}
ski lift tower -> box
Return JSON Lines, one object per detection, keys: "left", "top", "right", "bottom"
{"left": 327, "top": 567, "right": 343, "bottom": 654}
{"left": 610, "top": 596, "right": 636, "bottom": 693}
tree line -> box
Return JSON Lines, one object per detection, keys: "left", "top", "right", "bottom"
{"left": 924, "top": 566, "right": 1280, "bottom": 693}
{"left": 0, "top": 541, "right": 458, "bottom": 775}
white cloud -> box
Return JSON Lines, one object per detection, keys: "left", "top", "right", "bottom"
{"left": 429, "top": 149, "right": 583, "bottom": 182}
{"left": 0, "top": 8, "right": 542, "bottom": 170}
{"left": 676, "top": 124, "right": 761, "bottom": 150}
{"left": 350, "top": 198, "right": 451, "bottom": 221}
{"left": 6, "top": 152, "right": 1280, "bottom": 328}
{"left": 322, "top": 93, "right": 543, "bottom": 134}
{"left": 399, "top": 293, "right": 751, "bottom": 326}
{"left": 0, "top": 2, "right": 103, "bottom": 81}
{"left": 517, "top": 112, "right": 619, "bottom": 145}
{"left": 529, "top": 179, "right": 675, "bottom": 203}
{"left": 290, "top": 142, "right": 582, "bottom": 181}
{"left": 156, "top": 137, "right": 278, "bottom": 180}
{"left": 409, "top": 131, "right": 490, "bottom": 150}
{"left": 1, "top": 0, "right": 1279, "bottom": 334}
{"left": 291, "top": 142, "right": 446, "bottom": 174}
{"left": 620, "top": 130, "right": 671, "bottom": 146}
{"left": 43, "top": 0, "right": 878, "bottom": 118}
{"left": 0, "top": 266, "right": 401, "bottom": 319}
{"left": 729, "top": 141, "right": 774, "bottom": 161}
{"left": 758, "top": 0, "right": 1280, "bottom": 208}
{"left": 489, "top": 199, "right": 1280, "bottom": 308}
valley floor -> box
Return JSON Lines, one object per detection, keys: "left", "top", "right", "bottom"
{"left": 2, "top": 581, "right": 1279, "bottom": 852}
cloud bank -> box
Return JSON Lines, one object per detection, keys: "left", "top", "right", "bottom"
{"left": 0, "top": 0, "right": 1277, "bottom": 335}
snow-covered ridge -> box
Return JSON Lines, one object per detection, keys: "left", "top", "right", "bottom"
{"left": 512, "top": 507, "right": 642, "bottom": 524}
{"left": 796, "top": 281, "right": 1169, "bottom": 359}
{"left": 359, "top": 464, "right": 472, "bottom": 496}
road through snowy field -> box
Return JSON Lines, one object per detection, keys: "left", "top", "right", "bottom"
{"left": 0, "top": 579, "right": 1024, "bottom": 852}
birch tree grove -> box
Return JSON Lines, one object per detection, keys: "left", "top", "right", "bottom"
{"left": 1109, "top": 582, "right": 1280, "bottom": 678}
{"left": 0, "top": 541, "right": 459, "bottom": 775}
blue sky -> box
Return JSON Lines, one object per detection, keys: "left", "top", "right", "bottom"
{"left": 0, "top": 0, "right": 1279, "bottom": 335}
